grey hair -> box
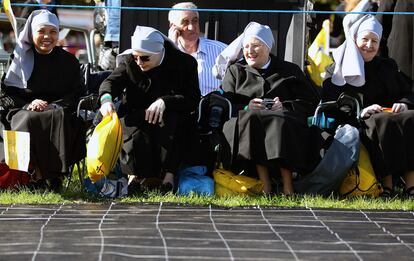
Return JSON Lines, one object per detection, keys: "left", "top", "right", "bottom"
{"left": 168, "top": 2, "right": 199, "bottom": 24}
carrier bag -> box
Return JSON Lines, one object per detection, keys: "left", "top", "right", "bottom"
{"left": 294, "top": 124, "right": 360, "bottom": 196}
{"left": 213, "top": 167, "right": 263, "bottom": 196}
{"left": 339, "top": 143, "right": 383, "bottom": 197}
{"left": 86, "top": 112, "right": 123, "bottom": 183}
{"left": 176, "top": 165, "right": 214, "bottom": 196}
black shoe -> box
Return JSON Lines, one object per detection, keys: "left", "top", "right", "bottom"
{"left": 404, "top": 186, "right": 414, "bottom": 200}
{"left": 48, "top": 177, "right": 63, "bottom": 193}
{"left": 127, "top": 176, "right": 142, "bottom": 195}
{"left": 27, "top": 179, "right": 48, "bottom": 191}
{"left": 160, "top": 182, "right": 174, "bottom": 194}
{"left": 380, "top": 187, "right": 393, "bottom": 199}
{"left": 141, "top": 177, "right": 162, "bottom": 191}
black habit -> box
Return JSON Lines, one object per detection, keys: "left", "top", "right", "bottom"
{"left": 377, "top": 0, "right": 414, "bottom": 88}
{"left": 322, "top": 56, "right": 414, "bottom": 179}
{"left": 1, "top": 47, "right": 85, "bottom": 179}
{"left": 221, "top": 55, "right": 319, "bottom": 174}
{"left": 99, "top": 41, "right": 201, "bottom": 178}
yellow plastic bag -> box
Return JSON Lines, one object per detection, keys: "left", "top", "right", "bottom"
{"left": 86, "top": 113, "right": 123, "bottom": 183}
{"left": 339, "top": 144, "right": 383, "bottom": 197}
{"left": 213, "top": 168, "right": 263, "bottom": 196}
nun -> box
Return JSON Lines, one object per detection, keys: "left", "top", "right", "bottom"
{"left": 215, "top": 22, "right": 319, "bottom": 195}
{"left": 98, "top": 26, "right": 200, "bottom": 192}
{"left": 1, "top": 10, "right": 84, "bottom": 190}
{"left": 322, "top": 14, "right": 414, "bottom": 198}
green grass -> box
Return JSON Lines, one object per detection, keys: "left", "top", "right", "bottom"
{"left": 1, "top": 185, "right": 413, "bottom": 210}
{"left": 1, "top": 167, "right": 413, "bottom": 210}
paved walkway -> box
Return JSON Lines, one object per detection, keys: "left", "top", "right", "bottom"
{"left": 0, "top": 203, "right": 413, "bottom": 260}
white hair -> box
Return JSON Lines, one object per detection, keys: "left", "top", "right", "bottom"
{"left": 168, "top": 2, "right": 199, "bottom": 24}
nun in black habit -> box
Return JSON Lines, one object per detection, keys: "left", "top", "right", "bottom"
{"left": 322, "top": 14, "right": 414, "bottom": 198}
{"left": 213, "top": 22, "right": 319, "bottom": 195}
{"left": 0, "top": 10, "right": 85, "bottom": 189}
{"left": 98, "top": 26, "right": 200, "bottom": 191}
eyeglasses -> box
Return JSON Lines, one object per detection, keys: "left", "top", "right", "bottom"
{"left": 243, "top": 43, "right": 264, "bottom": 52}
{"left": 133, "top": 55, "right": 151, "bottom": 62}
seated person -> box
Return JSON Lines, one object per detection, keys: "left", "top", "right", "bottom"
{"left": 168, "top": 2, "right": 227, "bottom": 96}
{"left": 1, "top": 10, "right": 85, "bottom": 190}
{"left": 216, "top": 22, "right": 319, "bottom": 195}
{"left": 98, "top": 26, "right": 200, "bottom": 191}
{"left": 322, "top": 14, "right": 414, "bottom": 198}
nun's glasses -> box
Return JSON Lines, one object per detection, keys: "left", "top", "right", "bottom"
{"left": 133, "top": 55, "right": 151, "bottom": 62}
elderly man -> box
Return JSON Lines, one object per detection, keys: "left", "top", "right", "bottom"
{"left": 168, "top": 2, "right": 227, "bottom": 96}
{"left": 99, "top": 26, "right": 200, "bottom": 192}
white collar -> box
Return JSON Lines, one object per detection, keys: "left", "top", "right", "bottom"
{"left": 261, "top": 58, "right": 271, "bottom": 69}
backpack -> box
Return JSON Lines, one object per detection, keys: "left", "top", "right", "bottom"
{"left": 294, "top": 124, "right": 360, "bottom": 196}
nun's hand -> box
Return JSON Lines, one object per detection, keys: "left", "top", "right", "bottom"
{"left": 391, "top": 103, "right": 408, "bottom": 113}
{"left": 360, "top": 104, "right": 382, "bottom": 119}
{"left": 27, "top": 99, "right": 48, "bottom": 112}
{"left": 146, "top": 98, "right": 165, "bottom": 124}
{"left": 99, "top": 101, "right": 115, "bottom": 117}
{"left": 248, "top": 98, "right": 265, "bottom": 110}
{"left": 271, "top": 97, "right": 283, "bottom": 111}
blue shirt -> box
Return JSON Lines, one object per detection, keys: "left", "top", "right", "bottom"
{"left": 104, "top": 0, "right": 121, "bottom": 42}
{"left": 179, "top": 37, "right": 227, "bottom": 96}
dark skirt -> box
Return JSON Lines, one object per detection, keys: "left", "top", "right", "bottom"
{"left": 223, "top": 109, "right": 316, "bottom": 173}
{"left": 119, "top": 110, "right": 185, "bottom": 178}
{"left": 363, "top": 111, "right": 414, "bottom": 178}
{"left": 7, "top": 108, "right": 85, "bottom": 179}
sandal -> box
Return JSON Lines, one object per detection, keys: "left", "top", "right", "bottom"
{"left": 404, "top": 186, "right": 414, "bottom": 200}
{"left": 380, "top": 186, "right": 393, "bottom": 199}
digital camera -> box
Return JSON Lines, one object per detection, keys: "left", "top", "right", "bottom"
{"left": 263, "top": 98, "right": 274, "bottom": 109}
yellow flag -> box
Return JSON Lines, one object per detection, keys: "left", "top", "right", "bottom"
{"left": 2, "top": 0, "right": 19, "bottom": 39}
{"left": 3, "top": 130, "right": 30, "bottom": 171}
{"left": 307, "top": 19, "right": 333, "bottom": 86}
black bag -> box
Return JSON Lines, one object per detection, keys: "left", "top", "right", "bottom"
{"left": 294, "top": 124, "right": 360, "bottom": 196}
{"left": 294, "top": 96, "right": 361, "bottom": 196}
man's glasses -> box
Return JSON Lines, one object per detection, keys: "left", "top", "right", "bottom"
{"left": 133, "top": 55, "right": 151, "bottom": 62}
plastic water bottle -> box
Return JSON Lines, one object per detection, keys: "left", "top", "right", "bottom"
{"left": 209, "top": 106, "right": 223, "bottom": 129}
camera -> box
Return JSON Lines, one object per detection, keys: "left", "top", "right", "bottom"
{"left": 263, "top": 98, "right": 274, "bottom": 110}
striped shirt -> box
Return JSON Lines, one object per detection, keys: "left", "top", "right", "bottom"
{"left": 178, "top": 37, "right": 227, "bottom": 96}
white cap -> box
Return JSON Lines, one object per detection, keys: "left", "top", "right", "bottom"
{"left": 131, "top": 26, "right": 164, "bottom": 54}
{"left": 31, "top": 10, "right": 59, "bottom": 33}
{"left": 242, "top": 22, "right": 274, "bottom": 49}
